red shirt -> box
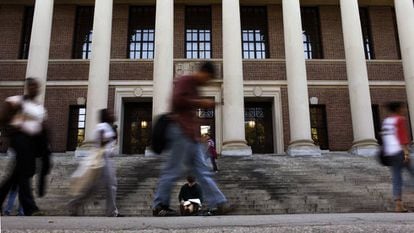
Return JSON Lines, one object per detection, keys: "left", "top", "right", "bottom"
{"left": 394, "top": 115, "right": 410, "bottom": 146}
{"left": 171, "top": 75, "right": 200, "bottom": 141}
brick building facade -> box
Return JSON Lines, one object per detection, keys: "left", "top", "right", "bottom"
{"left": 0, "top": 0, "right": 413, "bottom": 156}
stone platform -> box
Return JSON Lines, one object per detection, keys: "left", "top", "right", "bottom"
{"left": 1, "top": 152, "right": 414, "bottom": 216}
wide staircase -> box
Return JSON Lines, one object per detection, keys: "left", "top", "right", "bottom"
{"left": 1, "top": 152, "right": 414, "bottom": 216}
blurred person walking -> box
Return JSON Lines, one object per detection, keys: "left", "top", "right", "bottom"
{"left": 382, "top": 101, "right": 414, "bottom": 212}
{"left": 0, "top": 78, "right": 46, "bottom": 216}
{"left": 152, "top": 62, "right": 233, "bottom": 216}
{"left": 68, "top": 109, "right": 122, "bottom": 217}
{"left": 3, "top": 184, "right": 24, "bottom": 216}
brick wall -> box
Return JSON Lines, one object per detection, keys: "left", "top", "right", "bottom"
{"left": 306, "top": 61, "right": 347, "bottom": 80}
{"left": 267, "top": 5, "right": 284, "bottom": 59}
{"left": 109, "top": 61, "right": 153, "bottom": 80}
{"left": 243, "top": 61, "right": 286, "bottom": 80}
{"left": 367, "top": 62, "right": 404, "bottom": 81}
{"left": 111, "top": 4, "right": 129, "bottom": 59}
{"left": 48, "top": 62, "right": 90, "bottom": 81}
{"left": 308, "top": 87, "right": 353, "bottom": 151}
{"left": 174, "top": 4, "right": 185, "bottom": 59}
{"left": 0, "top": 5, "right": 24, "bottom": 60}
{"left": 368, "top": 7, "right": 400, "bottom": 60}
{"left": 319, "top": 6, "right": 345, "bottom": 59}
{"left": 212, "top": 4, "right": 222, "bottom": 59}
{"left": 50, "top": 5, "right": 76, "bottom": 59}
{"left": 44, "top": 88, "right": 88, "bottom": 152}
{"left": 0, "top": 62, "right": 27, "bottom": 81}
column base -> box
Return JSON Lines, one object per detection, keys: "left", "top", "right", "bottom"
{"left": 74, "top": 141, "right": 97, "bottom": 158}
{"left": 349, "top": 139, "right": 379, "bottom": 156}
{"left": 221, "top": 140, "right": 252, "bottom": 156}
{"left": 287, "top": 140, "right": 321, "bottom": 157}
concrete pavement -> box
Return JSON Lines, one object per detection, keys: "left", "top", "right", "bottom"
{"left": 1, "top": 213, "right": 414, "bottom": 232}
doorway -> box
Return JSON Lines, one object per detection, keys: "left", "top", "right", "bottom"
{"left": 122, "top": 102, "right": 152, "bottom": 154}
{"left": 244, "top": 101, "right": 274, "bottom": 153}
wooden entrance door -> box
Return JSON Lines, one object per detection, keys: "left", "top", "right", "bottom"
{"left": 123, "top": 102, "right": 152, "bottom": 154}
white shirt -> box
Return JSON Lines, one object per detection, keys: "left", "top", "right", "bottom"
{"left": 6, "top": 95, "right": 47, "bottom": 136}
{"left": 382, "top": 116, "right": 402, "bottom": 156}
{"left": 94, "top": 122, "right": 117, "bottom": 151}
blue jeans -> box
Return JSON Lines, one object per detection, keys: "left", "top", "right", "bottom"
{"left": 389, "top": 151, "right": 414, "bottom": 200}
{"left": 5, "top": 188, "right": 24, "bottom": 216}
{"left": 152, "top": 124, "right": 227, "bottom": 209}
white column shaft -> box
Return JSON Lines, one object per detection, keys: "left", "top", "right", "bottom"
{"left": 282, "top": 0, "right": 313, "bottom": 143}
{"left": 340, "top": 0, "right": 376, "bottom": 144}
{"left": 84, "top": 0, "right": 113, "bottom": 141}
{"left": 25, "top": 0, "right": 54, "bottom": 104}
{"left": 152, "top": 0, "right": 174, "bottom": 116}
{"left": 395, "top": 0, "right": 414, "bottom": 142}
{"left": 222, "top": 0, "right": 248, "bottom": 148}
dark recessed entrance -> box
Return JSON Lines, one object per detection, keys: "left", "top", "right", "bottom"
{"left": 244, "top": 101, "right": 274, "bottom": 154}
{"left": 123, "top": 101, "right": 152, "bottom": 154}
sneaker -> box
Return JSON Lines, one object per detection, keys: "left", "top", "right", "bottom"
{"left": 3, "top": 210, "right": 11, "bottom": 216}
{"left": 152, "top": 206, "right": 178, "bottom": 217}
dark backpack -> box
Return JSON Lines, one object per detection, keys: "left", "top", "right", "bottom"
{"left": 151, "top": 113, "right": 172, "bottom": 154}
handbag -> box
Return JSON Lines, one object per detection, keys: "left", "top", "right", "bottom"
{"left": 69, "top": 148, "right": 105, "bottom": 197}
{"left": 377, "top": 147, "right": 391, "bottom": 166}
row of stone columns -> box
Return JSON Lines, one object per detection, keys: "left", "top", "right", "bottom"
{"left": 26, "top": 0, "right": 414, "bottom": 155}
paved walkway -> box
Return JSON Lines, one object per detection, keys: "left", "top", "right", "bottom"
{"left": 2, "top": 213, "right": 414, "bottom": 232}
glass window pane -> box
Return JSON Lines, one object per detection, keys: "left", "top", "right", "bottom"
{"left": 243, "top": 32, "right": 248, "bottom": 41}
{"left": 79, "top": 108, "right": 86, "bottom": 114}
{"left": 200, "top": 43, "right": 204, "bottom": 50}
{"left": 248, "top": 32, "right": 254, "bottom": 41}
{"left": 192, "top": 32, "right": 198, "bottom": 40}
{"left": 200, "top": 32, "right": 205, "bottom": 41}
{"left": 192, "top": 51, "right": 198, "bottom": 58}
{"left": 78, "top": 115, "right": 85, "bottom": 121}
{"left": 205, "top": 43, "right": 211, "bottom": 50}
{"left": 205, "top": 32, "right": 210, "bottom": 41}
{"left": 78, "top": 122, "right": 85, "bottom": 128}
{"left": 187, "top": 51, "right": 192, "bottom": 58}
{"left": 249, "top": 43, "right": 254, "bottom": 50}
{"left": 255, "top": 32, "right": 261, "bottom": 41}
{"left": 206, "top": 51, "right": 211, "bottom": 59}
{"left": 186, "top": 43, "right": 192, "bottom": 51}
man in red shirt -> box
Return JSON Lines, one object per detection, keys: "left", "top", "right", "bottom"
{"left": 382, "top": 101, "right": 413, "bottom": 212}
{"left": 152, "top": 62, "right": 232, "bottom": 216}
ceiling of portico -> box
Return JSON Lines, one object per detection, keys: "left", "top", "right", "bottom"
{"left": 0, "top": 0, "right": 394, "bottom": 6}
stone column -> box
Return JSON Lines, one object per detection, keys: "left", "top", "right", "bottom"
{"left": 25, "top": 0, "right": 54, "bottom": 104}
{"left": 221, "top": 0, "right": 252, "bottom": 156}
{"left": 84, "top": 0, "right": 113, "bottom": 142}
{"left": 340, "top": 0, "right": 377, "bottom": 156}
{"left": 282, "top": 0, "right": 320, "bottom": 156}
{"left": 395, "top": 0, "right": 414, "bottom": 144}
{"left": 152, "top": 0, "right": 174, "bottom": 116}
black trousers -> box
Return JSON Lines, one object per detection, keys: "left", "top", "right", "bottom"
{"left": 0, "top": 133, "right": 39, "bottom": 216}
